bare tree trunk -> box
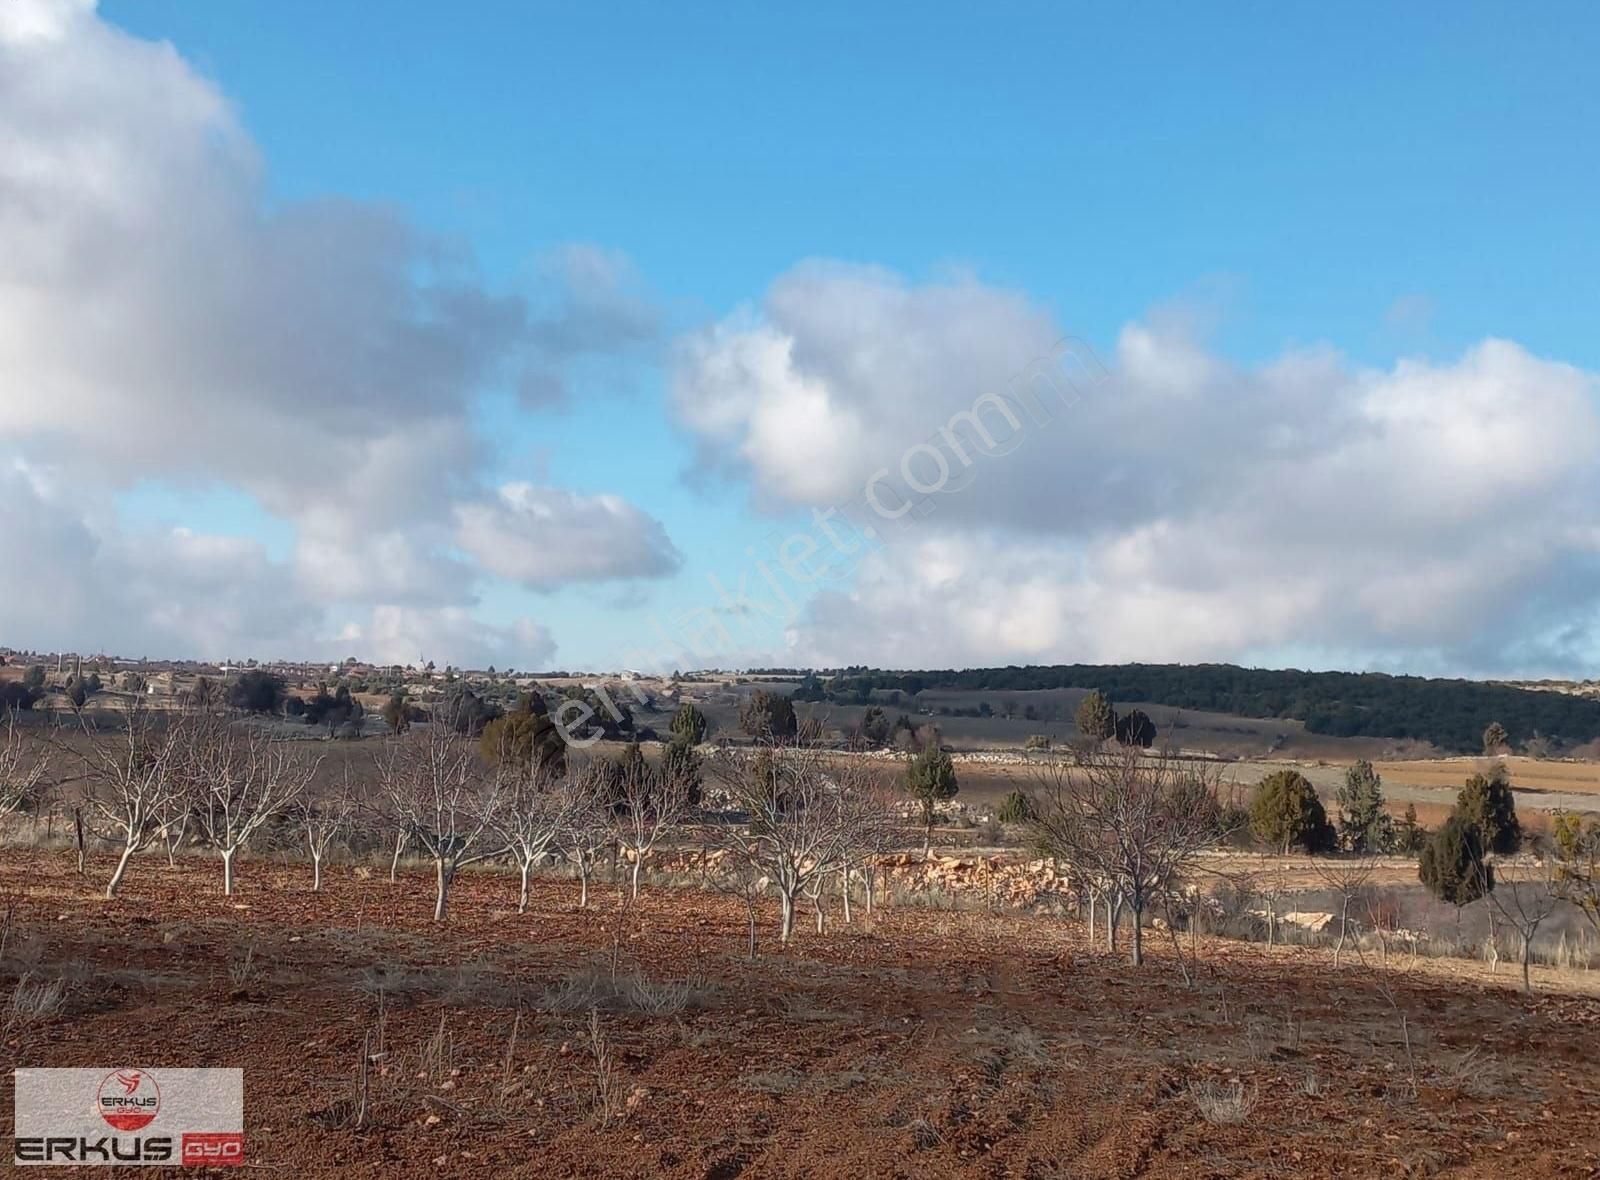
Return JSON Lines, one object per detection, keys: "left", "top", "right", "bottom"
{"left": 1522, "top": 935, "right": 1533, "bottom": 994}
{"left": 1130, "top": 902, "right": 1144, "bottom": 967}
{"left": 74, "top": 807, "right": 86, "bottom": 877}
{"left": 630, "top": 855, "right": 642, "bottom": 900}
{"left": 434, "top": 859, "right": 451, "bottom": 922}
{"left": 1333, "top": 896, "right": 1349, "bottom": 968}
{"left": 312, "top": 853, "right": 323, "bottom": 892}
{"left": 813, "top": 890, "right": 825, "bottom": 935}
{"left": 779, "top": 891, "right": 795, "bottom": 943}
{"left": 222, "top": 847, "right": 235, "bottom": 896}
{"left": 863, "top": 866, "right": 875, "bottom": 914}
{"left": 518, "top": 860, "right": 532, "bottom": 914}
{"left": 746, "top": 904, "right": 757, "bottom": 960}
{"left": 389, "top": 832, "right": 405, "bottom": 883}
{"left": 1485, "top": 905, "right": 1499, "bottom": 973}
{"left": 1163, "top": 900, "right": 1194, "bottom": 987}
{"left": 578, "top": 860, "right": 591, "bottom": 908}
{"left": 1086, "top": 888, "right": 1097, "bottom": 946}
{"left": 106, "top": 839, "right": 136, "bottom": 899}
{"left": 841, "top": 867, "right": 852, "bottom": 924}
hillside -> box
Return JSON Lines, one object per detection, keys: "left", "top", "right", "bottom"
{"left": 779, "top": 664, "right": 1600, "bottom": 753}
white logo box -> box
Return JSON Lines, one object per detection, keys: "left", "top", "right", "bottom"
{"left": 13, "top": 1068, "right": 243, "bottom": 1167}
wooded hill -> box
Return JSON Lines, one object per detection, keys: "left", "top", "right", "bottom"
{"left": 774, "top": 663, "right": 1600, "bottom": 753}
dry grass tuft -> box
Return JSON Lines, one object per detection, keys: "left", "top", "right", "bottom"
{"left": 7, "top": 973, "right": 65, "bottom": 1029}
{"left": 1189, "top": 1078, "right": 1257, "bottom": 1125}
{"left": 542, "top": 965, "right": 712, "bottom": 1017}
{"left": 227, "top": 943, "right": 258, "bottom": 988}
{"left": 586, "top": 1008, "right": 624, "bottom": 1126}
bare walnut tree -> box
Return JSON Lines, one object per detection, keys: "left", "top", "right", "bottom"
{"left": 1313, "top": 854, "right": 1378, "bottom": 969}
{"left": 297, "top": 772, "right": 356, "bottom": 892}
{"left": 376, "top": 712, "right": 507, "bottom": 922}
{"left": 608, "top": 748, "right": 693, "bottom": 900}
{"left": 833, "top": 770, "right": 899, "bottom": 922}
{"left": 1028, "top": 744, "right": 1226, "bottom": 968}
{"left": 493, "top": 760, "right": 583, "bottom": 914}
{"left": 183, "top": 715, "right": 320, "bottom": 896}
{"left": 69, "top": 703, "right": 185, "bottom": 899}
{"left": 0, "top": 713, "right": 48, "bottom": 823}
{"left": 706, "top": 741, "right": 887, "bottom": 944}
{"left": 1482, "top": 858, "right": 1561, "bottom": 994}
{"left": 555, "top": 765, "right": 612, "bottom": 909}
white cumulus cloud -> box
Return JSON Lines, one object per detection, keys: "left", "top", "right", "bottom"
{"left": 676, "top": 263, "right": 1600, "bottom": 675}
{"left": 0, "top": 0, "right": 677, "bottom": 664}
{"left": 455, "top": 484, "right": 682, "bottom": 589}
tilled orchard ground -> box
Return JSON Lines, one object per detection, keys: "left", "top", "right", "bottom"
{"left": 2, "top": 851, "right": 1598, "bottom": 1178}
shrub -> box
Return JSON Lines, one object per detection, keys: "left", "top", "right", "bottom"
{"left": 480, "top": 695, "right": 566, "bottom": 773}
{"left": 0, "top": 684, "right": 36, "bottom": 712}
{"left": 1115, "top": 708, "right": 1157, "bottom": 748}
{"left": 740, "top": 690, "right": 797, "bottom": 740}
{"left": 1419, "top": 814, "right": 1493, "bottom": 908}
{"left": 1455, "top": 763, "right": 1521, "bottom": 855}
{"left": 304, "top": 683, "right": 362, "bottom": 733}
{"left": 973, "top": 817, "right": 1006, "bottom": 845}
{"left": 1482, "top": 721, "right": 1509, "bottom": 756}
{"left": 438, "top": 685, "right": 501, "bottom": 736}
{"left": 1249, "top": 769, "right": 1335, "bottom": 853}
{"left": 857, "top": 706, "right": 891, "bottom": 746}
{"left": 556, "top": 685, "right": 632, "bottom": 741}
{"left": 228, "top": 670, "right": 286, "bottom": 714}
{"left": 662, "top": 735, "right": 702, "bottom": 798}
{"left": 1394, "top": 803, "right": 1428, "bottom": 854}
{"left": 996, "top": 790, "right": 1034, "bottom": 824}
{"left": 1075, "top": 691, "right": 1116, "bottom": 741}
{"left": 380, "top": 691, "right": 414, "bottom": 734}
{"left": 669, "top": 703, "right": 708, "bottom": 745}
{"left": 1551, "top": 811, "right": 1600, "bottom": 925}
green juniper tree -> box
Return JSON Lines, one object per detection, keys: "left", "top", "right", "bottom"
{"left": 1075, "top": 690, "right": 1116, "bottom": 742}
{"left": 1249, "top": 769, "right": 1336, "bottom": 854}
{"left": 740, "top": 690, "right": 797, "bottom": 740}
{"left": 1482, "top": 721, "right": 1510, "bottom": 756}
{"left": 906, "top": 747, "right": 958, "bottom": 854}
{"left": 1336, "top": 759, "right": 1393, "bottom": 853}
{"left": 1419, "top": 814, "right": 1494, "bottom": 928}
{"left": 669, "top": 703, "right": 708, "bottom": 745}
{"left": 1456, "top": 763, "right": 1521, "bottom": 855}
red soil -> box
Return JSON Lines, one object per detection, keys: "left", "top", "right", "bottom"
{"left": 1, "top": 851, "right": 1597, "bottom": 1178}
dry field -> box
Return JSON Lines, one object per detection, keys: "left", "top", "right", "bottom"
{"left": 1235, "top": 757, "right": 1600, "bottom": 825}
{"left": 1, "top": 852, "right": 1598, "bottom": 1178}
{"left": 1375, "top": 756, "right": 1600, "bottom": 796}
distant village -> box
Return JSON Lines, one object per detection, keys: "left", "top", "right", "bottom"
{"left": 0, "top": 646, "right": 768, "bottom": 744}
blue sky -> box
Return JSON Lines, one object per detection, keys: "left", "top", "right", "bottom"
{"left": 103, "top": 1, "right": 1598, "bottom": 363}
{"left": 6, "top": 1, "right": 1599, "bottom": 674}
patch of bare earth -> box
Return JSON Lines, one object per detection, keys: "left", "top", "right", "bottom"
{"left": 1, "top": 851, "right": 1597, "bottom": 1177}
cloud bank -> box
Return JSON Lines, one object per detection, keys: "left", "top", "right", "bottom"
{"left": 674, "top": 263, "right": 1600, "bottom": 675}
{"left": 0, "top": 0, "right": 676, "bottom": 665}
